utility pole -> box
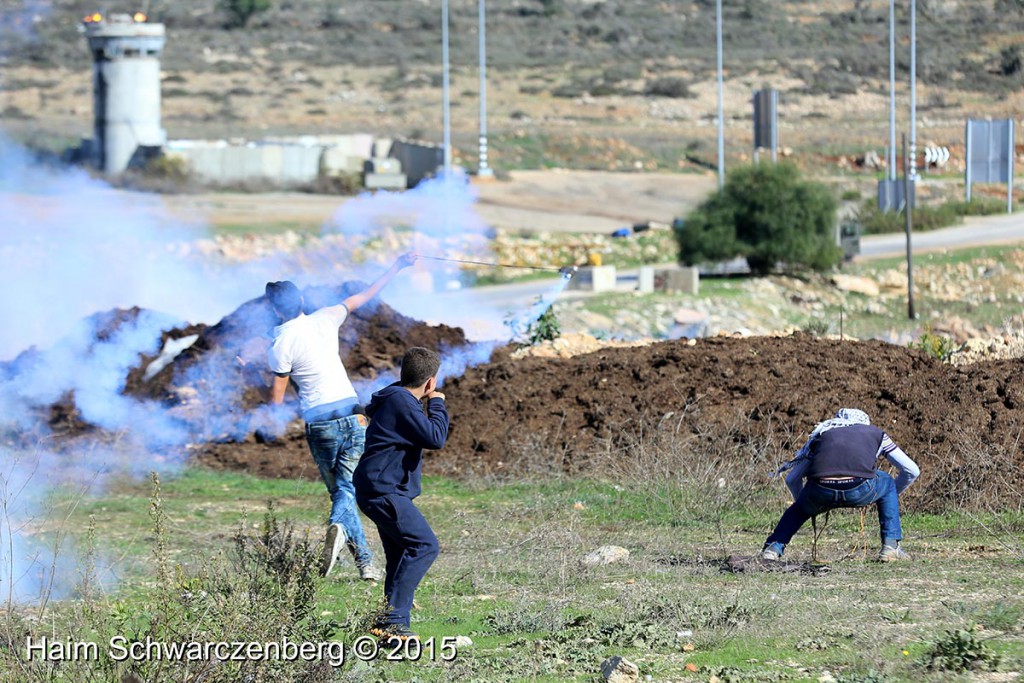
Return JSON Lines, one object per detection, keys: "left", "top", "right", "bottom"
{"left": 477, "top": 0, "right": 492, "bottom": 178}
{"left": 888, "top": 0, "right": 896, "bottom": 181}
{"left": 909, "top": 0, "right": 917, "bottom": 183}
{"left": 441, "top": 0, "right": 452, "bottom": 176}
{"left": 903, "top": 133, "right": 915, "bottom": 320}
{"left": 715, "top": 0, "right": 725, "bottom": 191}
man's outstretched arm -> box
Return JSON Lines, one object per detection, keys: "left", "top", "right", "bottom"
{"left": 338, "top": 253, "right": 417, "bottom": 315}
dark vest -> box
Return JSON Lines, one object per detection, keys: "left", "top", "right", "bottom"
{"left": 806, "top": 424, "right": 884, "bottom": 479}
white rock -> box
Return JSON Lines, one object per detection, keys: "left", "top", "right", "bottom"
{"left": 832, "top": 274, "right": 880, "bottom": 297}
{"left": 454, "top": 635, "right": 473, "bottom": 648}
{"left": 600, "top": 655, "right": 640, "bottom": 683}
{"left": 582, "top": 545, "right": 630, "bottom": 567}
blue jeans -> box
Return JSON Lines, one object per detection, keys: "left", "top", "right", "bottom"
{"left": 357, "top": 494, "right": 439, "bottom": 628}
{"left": 305, "top": 414, "right": 373, "bottom": 567}
{"left": 765, "top": 471, "right": 902, "bottom": 555}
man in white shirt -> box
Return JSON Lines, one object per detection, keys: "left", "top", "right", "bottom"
{"left": 266, "top": 254, "right": 416, "bottom": 579}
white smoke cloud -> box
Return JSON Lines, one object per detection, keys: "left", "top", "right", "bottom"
{"left": 0, "top": 139, "right": 564, "bottom": 602}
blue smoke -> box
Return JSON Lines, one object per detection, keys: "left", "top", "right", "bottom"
{"left": 0, "top": 142, "right": 566, "bottom": 602}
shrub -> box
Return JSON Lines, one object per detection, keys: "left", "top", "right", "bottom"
{"left": 856, "top": 197, "right": 1010, "bottom": 235}
{"left": 910, "top": 327, "right": 957, "bottom": 362}
{"left": 644, "top": 77, "right": 694, "bottom": 99}
{"left": 926, "top": 626, "right": 1001, "bottom": 672}
{"left": 676, "top": 163, "right": 841, "bottom": 275}
{"left": 527, "top": 306, "right": 561, "bottom": 344}
{"left": 219, "top": 0, "right": 272, "bottom": 29}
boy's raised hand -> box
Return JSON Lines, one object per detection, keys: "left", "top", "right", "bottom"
{"left": 427, "top": 391, "right": 446, "bottom": 401}
{"left": 395, "top": 252, "right": 418, "bottom": 270}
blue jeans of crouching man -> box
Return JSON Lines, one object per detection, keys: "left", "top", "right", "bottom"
{"left": 764, "top": 470, "right": 902, "bottom": 556}
{"left": 305, "top": 415, "right": 373, "bottom": 567}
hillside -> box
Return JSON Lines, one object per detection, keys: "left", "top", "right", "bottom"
{"left": 2, "top": 1, "right": 1023, "bottom": 171}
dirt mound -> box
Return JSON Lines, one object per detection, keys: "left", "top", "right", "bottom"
{"left": 120, "top": 283, "right": 466, "bottom": 413}
{"left": 2, "top": 285, "right": 468, "bottom": 447}
{"left": 131, "top": 283, "right": 466, "bottom": 405}
{"left": 438, "top": 335, "right": 1024, "bottom": 512}
{"left": 195, "top": 334, "right": 1024, "bottom": 511}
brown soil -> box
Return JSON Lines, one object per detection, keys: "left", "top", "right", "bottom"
{"left": 4, "top": 286, "right": 467, "bottom": 449}
{"left": 196, "top": 334, "right": 1024, "bottom": 512}
{"left": 12, "top": 298, "right": 1023, "bottom": 512}
{"left": 127, "top": 282, "right": 467, "bottom": 406}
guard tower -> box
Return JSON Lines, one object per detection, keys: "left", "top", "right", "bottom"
{"left": 82, "top": 12, "right": 166, "bottom": 174}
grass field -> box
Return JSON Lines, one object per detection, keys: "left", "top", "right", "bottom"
{"left": 3, "top": 465, "right": 1022, "bottom": 682}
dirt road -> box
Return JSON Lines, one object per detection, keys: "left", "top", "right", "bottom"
{"left": 155, "top": 170, "right": 717, "bottom": 234}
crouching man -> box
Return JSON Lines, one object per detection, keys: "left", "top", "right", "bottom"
{"left": 760, "top": 408, "right": 920, "bottom": 562}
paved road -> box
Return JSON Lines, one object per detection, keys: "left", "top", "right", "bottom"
{"left": 392, "top": 211, "right": 1024, "bottom": 328}
{"left": 860, "top": 210, "right": 1024, "bottom": 259}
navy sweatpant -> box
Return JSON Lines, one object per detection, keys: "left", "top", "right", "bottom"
{"left": 357, "top": 493, "right": 439, "bottom": 627}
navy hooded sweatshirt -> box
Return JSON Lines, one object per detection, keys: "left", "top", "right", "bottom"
{"left": 352, "top": 383, "right": 449, "bottom": 500}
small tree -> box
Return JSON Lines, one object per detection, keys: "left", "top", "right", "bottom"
{"left": 676, "top": 163, "right": 841, "bottom": 275}
{"left": 220, "top": 0, "right": 272, "bottom": 28}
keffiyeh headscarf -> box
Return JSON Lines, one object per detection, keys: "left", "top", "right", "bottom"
{"left": 775, "top": 408, "right": 871, "bottom": 475}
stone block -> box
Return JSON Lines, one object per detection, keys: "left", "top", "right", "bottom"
{"left": 365, "top": 172, "right": 408, "bottom": 190}
{"left": 637, "top": 266, "right": 655, "bottom": 293}
{"left": 658, "top": 267, "right": 700, "bottom": 294}
{"left": 568, "top": 265, "right": 617, "bottom": 292}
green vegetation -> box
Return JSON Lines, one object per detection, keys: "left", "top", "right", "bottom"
{"left": 925, "top": 626, "right": 1001, "bottom": 672}
{"left": 526, "top": 305, "right": 561, "bottom": 344}
{"left": 4, "top": 463, "right": 1022, "bottom": 682}
{"left": 219, "top": 0, "right": 273, "bottom": 29}
{"left": 677, "top": 164, "right": 840, "bottom": 275}
{"left": 856, "top": 197, "right": 1011, "bottom": 235}
{"left": 908, "top": 326, "right": 957, "bottom": 362}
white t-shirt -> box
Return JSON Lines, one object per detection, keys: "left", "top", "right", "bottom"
{"left": 267, "top": 307, "right": 357, "bottom": 414}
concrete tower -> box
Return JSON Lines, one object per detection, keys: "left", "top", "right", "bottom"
{"left": 82, "top": 13, "right": 166, "bottom": 174}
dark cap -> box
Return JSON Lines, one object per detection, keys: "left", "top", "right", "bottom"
{"left": 265, "top": 281, "right": 302, "bottom": 320}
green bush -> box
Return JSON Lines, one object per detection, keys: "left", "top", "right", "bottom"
{"left": 910, "top": 327, "right": 957, "bottom": 362}
{"left": 527, "top": 306, "right": 562, "bottom": 344}
{"left": 676, "top": 163, "right": 840, "bottom": 275}
{"left": 644, "top": 77, "right": 694, "bottom": 98}
{"left": 856, "top": 197, "right": 1010, "bottom": 235}
{"left": 220, "top": 0, "right": 272, "bottom": 28}
{"left": 926, "top": 626, "right": 1001, "bottom": 672}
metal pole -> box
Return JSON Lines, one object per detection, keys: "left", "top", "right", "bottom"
{"left": 477, "top": 0, "right": 492, "bottom": 178}
{"left": 903, "top": 133, "right": 915, "bottom": 320}
{"left": 1009, "top": 120, "right": 1015, "bottom": 214}
{"left": 909, "top": 0, "right": 917, "bottom": 183}
{"left": 441, "top": 0, "right": 452, "bottom": 175}
{"left": 965, "top": 119, "right": 972, "bottom": 203}
{"left": 716, "top": 0, "right": 725, "bottom": 191}
{"left": 889, "top": 0, "right": 896, "bottom": 182}
{"left": 771, "top": 89, "right": 778, "bottom": 164}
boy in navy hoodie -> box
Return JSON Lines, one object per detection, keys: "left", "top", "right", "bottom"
{"left": 353, "top": 347, "right": 449, "bottom": 643}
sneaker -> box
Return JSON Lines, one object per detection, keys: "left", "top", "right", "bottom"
{"left": 759, "top": 543, "right": 783, "bottom": 561}
{"left": 878, "top": 542, "right": 911, "bottom": 562}
{"left": 358, "top": 563, "right": 384, "bottom": 582}
{"left": 369, "top": 623, "right": 419, "bottom": 645}
{"left": 320, "top": 524, "right": 345, "bottom": 577}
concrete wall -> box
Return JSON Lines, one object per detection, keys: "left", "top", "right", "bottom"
{"left": 168, "top": 134, "right": 400, "bottom": 187}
